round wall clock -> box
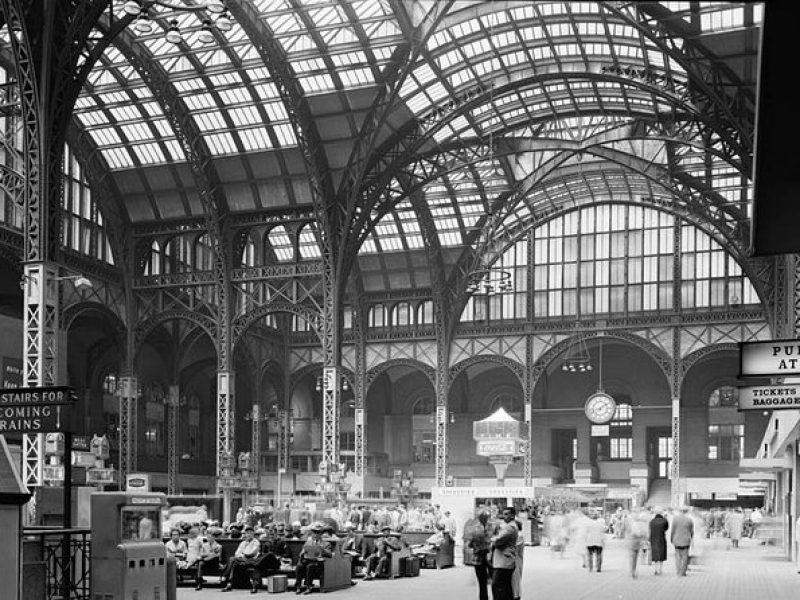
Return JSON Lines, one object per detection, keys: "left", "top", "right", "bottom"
{"left": 584, "top": 391, "right": 616, "bottom": 424}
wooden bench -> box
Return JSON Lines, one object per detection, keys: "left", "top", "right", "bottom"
{"left": 281, "top": 537, "right": 353, "bottom": 592}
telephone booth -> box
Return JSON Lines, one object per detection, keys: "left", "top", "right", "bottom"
{"left": 90, "top": 492, "right": 168, "bottom": 599}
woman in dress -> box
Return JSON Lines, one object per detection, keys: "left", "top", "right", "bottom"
{"left": 649, "top": 508, "right": 669, "bottom": 575}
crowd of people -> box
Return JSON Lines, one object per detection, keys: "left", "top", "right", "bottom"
{"left": 162, "top": 499, "right": 459, "bottom": 593}
{"left": 538, "top": 503, "right": 771, "bottom": 579}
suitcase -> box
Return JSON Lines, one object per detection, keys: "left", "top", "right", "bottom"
{"left": 267, "top": 575, "right": 288, "bottom": 593}
{"left": 402, "top": 556, "right": 421, "bottom": 577}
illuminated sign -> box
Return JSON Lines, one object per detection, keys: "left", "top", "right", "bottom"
{"left": 738, "top": 385, "right": 800, "bottom": 410}
{"left": 740, "top": 340, "right": 800, "bottom": 376}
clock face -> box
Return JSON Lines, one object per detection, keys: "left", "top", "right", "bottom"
{"left": 585, "top": 392, "right": 616, "bottom": 424}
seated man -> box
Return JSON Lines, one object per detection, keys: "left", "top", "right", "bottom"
{"left": 165, "top": 528, "right": 188, "bottom": 565}
{"left": 221, "top": 526, "right": 261, "bottom": 593}
{"left": 340, "top": 524, "right": 363, "bottom": 576}
{"left": 364, "top": 526, "right": 400, "bottom": 579}
{"left": 195, "top": 526, "right": 224, "bottom": 590}
{"left": 294, "top": 523, "right": 333, "bottom": 595}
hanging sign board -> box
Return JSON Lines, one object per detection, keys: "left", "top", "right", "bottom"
{"left": 0, "top": 386, "right": 77, "bottom": 406}
{"left": 738, "top": 385, "right": 800, "bottom": 410}
{"left": 0, "top": 404, "right": 68, "bottom": 433}
{"left": 740, "top": 340, "right": 800, "bottom": 376}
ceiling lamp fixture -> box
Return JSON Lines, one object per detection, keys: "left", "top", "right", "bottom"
{"left": 121, "top": 1, "right": 230, "bottom": 44}
{"left": 562, "top": 334, "right": 593, "bottom": 373}
{"left": 165, "top": 19, "right": 183, "bottom": 44}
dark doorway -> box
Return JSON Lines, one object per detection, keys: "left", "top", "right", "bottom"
{"left": 552, "top": 429, "right": 577, "bottom": 483}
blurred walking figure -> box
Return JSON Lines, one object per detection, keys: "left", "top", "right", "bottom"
{"left": 464, "top": 510, "right": 495, "bottom": 600}
{"left": 625, "top": 510, "right": 649, "bottom": 578}
{"left": 511, "top": 519, "right": 525, "bottom": 600}
{"left": 490, "top": 507, "right": 519, "bottom": 600}
{"left": 725, "top": 508, "right": 744, "bottom": 549}
{"left": 585, "top": 510, "right": 606, "bottom": 573}
{"left": 671, "top": 506, "right": 694, "bottom": 577}
{"left": 649, "top": 508, "right": 669, "bottom": 575}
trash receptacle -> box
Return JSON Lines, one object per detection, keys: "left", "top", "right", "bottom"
{"left": 165, "top": 555, "right": 177, "bottom": 600}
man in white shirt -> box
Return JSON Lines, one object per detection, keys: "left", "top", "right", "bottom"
{"left": 221, "top": 526, "right": 261, "bottom": 592}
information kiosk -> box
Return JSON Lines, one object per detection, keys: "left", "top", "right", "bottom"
{"left": 91, "top": 492, "right": 168, "bottom": 600}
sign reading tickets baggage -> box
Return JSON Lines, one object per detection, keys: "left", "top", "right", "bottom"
{"left": 740, "top": 340, "right": 800, "bottom": 376}
{"left": 738, "top": 385, "right": 800, "bottom": 410}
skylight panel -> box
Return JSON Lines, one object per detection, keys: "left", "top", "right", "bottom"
{"left": 101, "top": 148, "right": 135, "bottom": 169}
{"left": 360, "top": 238, "right": 377, "bottom": 254}
{"left": 91, "top": 128, "right": 123, "bottom": 145}
{"left": 282, "top": 34, "right": 316, "bottom": 53}
{"left": 238, "top": 127, "right": 273, "bottom": 151}
{"left": 164, "top": 140, "right": 185, "bottom": 161}
{"left": 132, "top": 143, "right": 167, "bottom": 164}
{"left": 139, "top": 101, "right": 164, "bottom": 118}
{"left": 110, "top": 105, "right": 141, "bottom": 121}
{"left": 264, "top": 101, "right": 289, "bottom": 121}
{"left": 308, "top": 5, "right": 345, "bottom": 28}
{"left": 184, "top": 94, "right": 217, "bottom": 110}
{"left": 204, "top": 132, "right": 237, "bottom": 155}
{"left": 77, "top": 111, "right": 109, "bottom": 127}
{"left": 254, "top": 83, "right": 281, "bottom": 101}
{"left": 195, "top": 111, "right": 227, "bottom": 132}
{"left": 439, "top": 230, "right": 462, "bottom": 246}
{"left": 340, "top": 68, "right": 374, "bottom": 87}
{"left": 265, "top": 11, "right": 305, "bottom": 34}
{"left": 229, "top": 106, "right": 262, "bottom": 127}
{"left": 218, "top": 87, "right": 251, "bottom": 105}
{"left": 300, "top": 74, "right": 335, "bottom": 93}
{"left": 274, "top": 124, "right": 298, "bottom": 146}
{"left": 121, "top": 123, "right": 154, "bottom": 142}
{"left": 324, "top": 27, "right": 359, "bottom": 47}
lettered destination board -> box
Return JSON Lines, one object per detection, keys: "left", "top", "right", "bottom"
{"left": 739, "top": 340, "right": 800, "bottom": 376}
{"left": 0, "top": 386, "right": 75, "bottom": 433}
{"left": 738, "top": 385, "right": 800, "bottom": 410}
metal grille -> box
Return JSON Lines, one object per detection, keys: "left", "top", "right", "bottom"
{"left": 24, "top": 527, "right": 91, "bottom": 600}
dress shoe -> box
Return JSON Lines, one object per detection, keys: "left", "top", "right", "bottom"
{"left": 195, "top": 582, "right": 203, "bottom": 591}
{"left": 222, "top": 584, "right": 233, "bottom": 592}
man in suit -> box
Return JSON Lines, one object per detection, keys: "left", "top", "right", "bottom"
{"left": 670, "top": 506, "right": 694, "bottom": 577}
{"left": 490, "top": 507, "right": 518, "bottom": 600}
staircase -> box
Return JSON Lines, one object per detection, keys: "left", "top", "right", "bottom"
{"left": 647, "top": 479, "right": 672, "bottom": 509}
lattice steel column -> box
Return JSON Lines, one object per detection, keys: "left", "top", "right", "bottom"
{"left": 523, "top": 334, "right": 534, "bottom": 487}
{"left": 670, "top": 326, "right": 682, "bottom": 507}
{"left": 167, "top": 385, "right": 180, "bottom": 496}
{"left": 353, "top": 303, "right": 367, "bottom": 490}
{"left": 118, "top": 375, "right": 138, "bottom": 486}
{"left": 251, "top": 403, "right": 261, "bottom": 487}
{"left": 22, "top": 262, "right": 59, "bottom": 495}
{"left": 321, "top": 366, "right": 340, "bottom": 469}
{"left": 434, "top": 359, "right": 450, "bottom": 488}
{"left": 277, "top": 408, "right": 290, "bottom": 473}
{"left": 217, "top": 371, "right": 235, "bottom": 524}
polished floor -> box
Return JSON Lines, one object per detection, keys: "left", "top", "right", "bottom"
{"left": 177, "top": 536, "right": 800, "bottom": 600}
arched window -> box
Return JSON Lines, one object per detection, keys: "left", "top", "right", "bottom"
{"left": 417, "top": 300, "right": 434, "bottom": 325}
{"left": 298, "top": 223, "right": 321, "bottom": 259}
{"left": 411, "top": 396, "right": 435, "bottom": 464}
{"left": 609, "top": 402, "right": 632, "bottom": 459}
{"left": 393, "top": 302, "right": 412, "bottom": 327}
{"left": 143, "top": 382, "right": 165, "bottom": 456}
{"left": 462, "top": 238, "right": 528, "bottom": 322}
{"left": 343, "top": 305, "right": 353, "bottom": 330}
{"left": 145, "top": 240, "right": 162, "bottom": 276}
{"left": 195, "top": 233, "right": 214, "bottom": 271}
{"left": 708, "top": 386, "right": 743, "bottom": 461}
{"left": 489, "top": 393, "right": 523, "bottom": 417}
{"left": 267, "top": 225, "right": 293, "bottom": 262}
{"left": 369, "top": 304, "right": 387, "bottom": 328}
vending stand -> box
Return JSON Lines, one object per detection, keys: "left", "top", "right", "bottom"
{"left": 91, "top": 492, "right": 168, "bottom": 600}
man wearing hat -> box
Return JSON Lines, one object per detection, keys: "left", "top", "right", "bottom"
{"left": 195, "top": 526, "right": 223, "bottom": 590}
{"left": 295, "top": 522, "right": 333, "bottom": 594}
{"left": 364, "top": 526, "right": 400, "bottom": 579}
{"left": 670, "top": 506, "right": 694, "bottom": 577}
{"left": 221, "top": 525, "right": 262, "bottom": 593}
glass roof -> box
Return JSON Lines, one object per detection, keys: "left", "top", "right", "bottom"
{"left": 0, "top": 1, "right": 761, "bottom": 293}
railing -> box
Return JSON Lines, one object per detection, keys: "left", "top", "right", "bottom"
{"left": 23, "top": 527, "right": 91, "bottom": 600}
